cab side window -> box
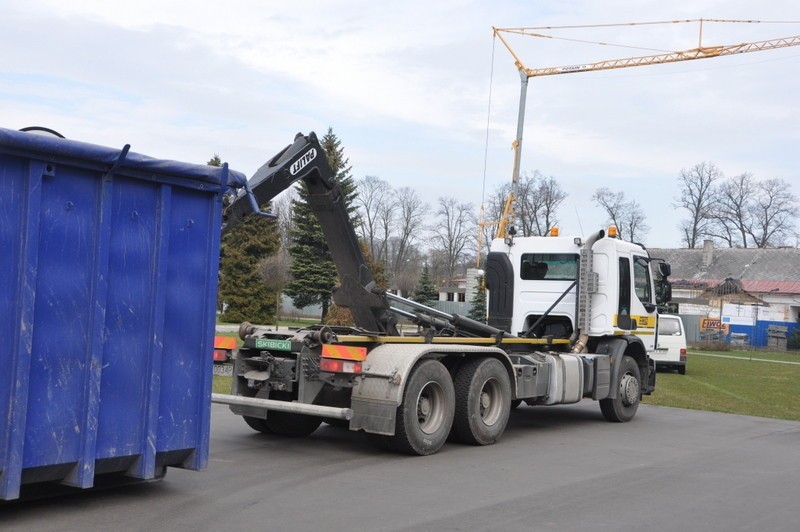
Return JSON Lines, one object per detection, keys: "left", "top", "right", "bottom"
{"left": 618, "top": 257, "right": 631, "bottom": 316}
{"left": 633, "top": 256, "right": 652, "bottom": 304}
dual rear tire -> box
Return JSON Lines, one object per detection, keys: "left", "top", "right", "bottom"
{"left": 242, "top": 390, "right": 322, "bottom": 437}
{"left": 377, "top": 357, "right": 512, "bottom": 455}
{"left": 450, "top": 358, "right": 512, "bottom": 446}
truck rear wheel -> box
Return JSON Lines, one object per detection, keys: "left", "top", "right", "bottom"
{"left": 243, "top": 416, "right": 272, "bottom": 434}
{"left": 383, "top": 359, "right": 455, "bottom": 455}
{"left": 243, "top": 390, "right": 322, "bottom": 437}
{"left": 600, "top": 355, "right": 641, "bottom": 422}
{"left": 264, "top": 411, "right": 322, "bottom": 437}
{"left": 450, "top": 357, "right": 511, "bottom": 445}
{"left": 264, "top": 391, "right": 322, "bottom": 437}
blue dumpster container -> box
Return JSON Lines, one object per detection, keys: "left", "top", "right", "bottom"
{"left": 0, "top": 127, "right": 246, "bottom": 500}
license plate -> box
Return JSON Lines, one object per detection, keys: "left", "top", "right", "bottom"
{"left": 213, "top": 364, "right": 234, "bottom": 376}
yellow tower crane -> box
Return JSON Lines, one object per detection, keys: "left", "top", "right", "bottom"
{"left": 477, "top": 18, "right": 800, "bottom": 264}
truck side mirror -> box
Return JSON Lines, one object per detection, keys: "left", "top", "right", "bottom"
{"left": 655, "top": 279, "right": 672, "bottom": 305}
{"left": 658, "top": 262, "right": 671, "bottom": 278}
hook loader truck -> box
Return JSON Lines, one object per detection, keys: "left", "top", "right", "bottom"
{"left": 212, "top": 131, "right": 673, "bottom": 456}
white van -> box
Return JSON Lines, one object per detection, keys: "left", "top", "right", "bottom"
{"left": 653, "top": 315, "right": 687, "bottom": 375}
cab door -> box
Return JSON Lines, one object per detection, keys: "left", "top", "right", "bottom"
{"left": 630, "top": 254, "right": 657, "bottom": 351}
{"left": 614, "top": 253, "right": 657, "bottom": 350}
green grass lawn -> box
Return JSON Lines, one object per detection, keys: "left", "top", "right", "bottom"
{"left": 643, "top": 352, "right": 800, "bottom": 421}
{"left": 689, "top": 349, "right": 800, "bottom": 363}
{"left": 213, "top": 375, "right": 232, "bottom": 395}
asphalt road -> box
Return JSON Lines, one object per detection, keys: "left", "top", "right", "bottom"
{"left": 3, "top": 402, "right": 799, "bottom": 531}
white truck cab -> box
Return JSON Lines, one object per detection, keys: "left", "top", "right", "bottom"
{"left": 488, "top": 227, "right": 660, "bottom": 351}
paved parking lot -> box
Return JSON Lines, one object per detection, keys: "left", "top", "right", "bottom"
{"left": 3, "top": 402, "right": 799, "bottom": 531}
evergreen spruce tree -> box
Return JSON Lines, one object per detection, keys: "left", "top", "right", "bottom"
{"left": 207, "top": 154, "right": 222, "bottom": 167}
{"left": 467, "top": 276, "right": 487, "bottom": 323}
{"left": 218, "top": 204, "right": 280, "bottom": 323}
{"left": 413, "top": 265, "right": 439, "bottom": 307}
{"left": 212, "top": 152, "right": 280, "bottom": 324}
{"left": 285, "top": 128, "right": 358, "bottom": 320}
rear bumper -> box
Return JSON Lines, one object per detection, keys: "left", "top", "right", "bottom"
{"left": 655, "top": 360, "right": 686, "bottom": 369}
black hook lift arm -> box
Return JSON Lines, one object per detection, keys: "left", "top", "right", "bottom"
{"left": 222, "top": 132, "right": 397, "bottom": 335}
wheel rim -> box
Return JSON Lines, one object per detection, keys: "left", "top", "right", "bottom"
{"left": 479, "top": 377, "right": 503, "bottom": 426}
{"left": 619, "top": 371, "right": 640, "bottom": 407}
{"left": 416, "top": 380, "right": 446, "bottom": 434}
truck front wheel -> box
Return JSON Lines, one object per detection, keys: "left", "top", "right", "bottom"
{"left": 450, "top": 357, "right": 511, "bottom": 445}
{"left": 384, "top": 359, "right": 455, "bottom": 455}
{"left": 600, "top": 355, "right": 641, "bottom": 422}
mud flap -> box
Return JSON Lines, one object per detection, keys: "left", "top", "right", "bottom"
{"left": 643, "top": 357, "right": 656, "bottom": 394}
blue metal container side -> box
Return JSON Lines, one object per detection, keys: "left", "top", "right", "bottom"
{"left": 0, "top": 127, "right": 246, "bottom": 500}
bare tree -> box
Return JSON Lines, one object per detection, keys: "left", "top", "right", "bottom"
{"left": 710, "top": 172, "right": 755, "bottom": 247}
{"left": 513, "top": 174, "right": 539, "bottom": 236}
{"left": 374, "top": 194, "right": 397, "bottom": 266}
{"left": 592, "top": 187, "right": 649, "bottom": 242}
{"left": 479, "top": 172, "right": 567, "bottom": 257}
{"left": 748, "top": 178, "right": 798, "bottom": 248}
{"left": 531, "top": 175, "right": 567, "bottom": 236}
{"left": 675, "top": 162, "right": 722, "bottom": 248}
{"left": 390, "top": 187, "right": 426, "bottom": 275}
{"left": 479, "top": 187, "right": 508, "bottom": 256}
{"left": 272, "top": 189, "right": 297, "bottom": 250}
{"left": 592, "top": 188, "right": 627, "bottom": 232}
{"left": 620, "top": 199, "right": 650, "bottom": 243}
{"left": 259, "top": 247, "right": 292, "bottom": 320}
{"left": 708, "top": 174, "right": 797, "bottom": 248}
{"left": 392, "top": 244, "right": 425, "bottom": 297}
{"left": 430, "top": 197, "right": 476, "bottom": 284}
{"left": 354, "top": 175, "right": 393, "bottom": 260}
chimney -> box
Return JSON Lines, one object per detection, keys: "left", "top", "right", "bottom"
{"left": 702, "top": 239, "right": 714, "bottom": 267}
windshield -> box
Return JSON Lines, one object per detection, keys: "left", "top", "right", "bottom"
{"left": 520, "top": 253, "right": 579, "bottom": 281}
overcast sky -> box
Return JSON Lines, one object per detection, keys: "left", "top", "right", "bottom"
{"left": 2, "top": 1, "right": 798, "bottom": 248}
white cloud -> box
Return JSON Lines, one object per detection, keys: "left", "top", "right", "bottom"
{"left": 1, "top": 0, "right": 799, "bottom": 248}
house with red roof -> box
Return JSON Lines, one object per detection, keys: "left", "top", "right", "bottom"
{"left": 650, "top": 240, "right": 800, "bottom": 348}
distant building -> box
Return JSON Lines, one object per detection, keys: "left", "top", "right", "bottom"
{"left": 438, "top": 277, "right": 466, "bottom": 303}
{"left": 651, "top": 240, "right": 800, "bottom": 347}
{"left": 437, "top": 269, "right": 484, "bottom": 304}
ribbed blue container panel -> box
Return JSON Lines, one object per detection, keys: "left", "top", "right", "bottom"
{"left": 0, "top": 128, "right": 245, "bottom": 500}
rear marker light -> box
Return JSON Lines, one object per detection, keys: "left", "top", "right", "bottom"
{"left": 680, "top": 348, "right": 687, "bottom": 361}
{"left": 320, "top": 358, "right": 363, "bottom": 374}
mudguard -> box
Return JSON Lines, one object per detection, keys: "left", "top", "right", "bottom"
{"left": 593, "top": 335, "right": 648, "bottom": 399}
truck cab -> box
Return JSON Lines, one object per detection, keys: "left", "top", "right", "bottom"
{"left": 487, "top": 227, "right": 661, "bottom": 353}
